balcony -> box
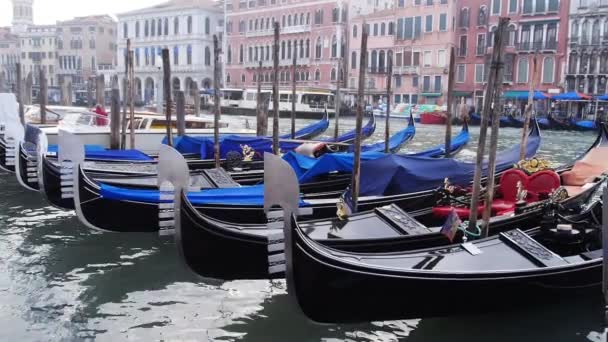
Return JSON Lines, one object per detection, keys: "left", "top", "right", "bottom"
{"left": 393, "top": 65, "right": 420, "bottom": 75}
{"left": 517, "top": 40, "right": 557, "bottom": 52}
{"left": 245, "top": 24, "right": 311, "bottom": 38}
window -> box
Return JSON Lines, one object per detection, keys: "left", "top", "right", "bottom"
{"left": 437, "top": 49, "right": 446, "bottom": 67}
{"left": 187, "top": 45, "right": 192, "bottom": 64}
{"left": 351, "top": 51, "right": 357, "bottom": 69}
{"left": 205, "top": 18, "right": 210, "bottom": 34}
{"left": 227, "top": 46, "right": 232, "bottom": 64}
{"left": 439, "top": 13, "right": 447, "bottom": 31}
{"left": 509, "top": 0, "right": 517, "bottom": 12}
{"left": 523, "top": 0, "right": 533, "bottom": 13}
{"left": 441, "top": 0, "right": 447, "bottom": 4}
{"left": 373, "top": 23, "right": 378, "bottom": 36}
{"left": 459, "top": 8, "right": 469, "bottom": 27}
{"left": 423, "top": 76, "right": 431, "bottom": 91}
{"left": 395, "top": 75, "right": 402, "bottom": 87}
{"left": 123, "top": 23, "right": 128, "bottom": 38}
{"left": 332, "top": 8, "right": 339, "bottom": 22}
{"left": 456, "top": 64, "right": 465, "bottom": 82}
{"left": 241, "top": 74, "right": 246, "bottom": 83}
{"left": 173, "top": 46, "right": 179, "bottom": 65}
{"left": 478, "top": 6, "right": 487, "bottom": 26}
{"left": 381, "top": 23, "right": 386, "bottom": 35}
{"left": 458, "top": 35, "right": 467, "bottom": 56}
{"left": 491, "top": 0, "right": 500, "bottom": 14}
{"left": 477, "top": 33, "right": 486, "bottom": 53}
{"left": 306, "top": 39, "right": 310, "bottom": 57}
{"left": 507, "top": 25, "right": 517, "bottom": 46}
{"left": 388, "top": 22, "right": 394, "bottom": 35}
{"left": 395, "top": 94, "right": 402, "bottom": 103}
{"left": 353, "top": 25, "right": 358, "bottom": 37}
{"left": 158, "top": 19, "right": 162, "bottom": 35}
{"left": 403, "top": 18, "right": 413, "bottom": 39}
{"left": 315, "top": 37, "right": 322, "bottom": 59}
{"left": 547, "top": 23, "right": 557, "bottom": 48}
{"left": 475, "top": 64, "right": 485, "bottom": 83}
{"left": 174, "top": 17, "right": 180, "bottom": 34}
{"left": 542, "top": 57, "right": 554, "bottom": 83}
{"left": 518, "top": 58, "right": 529, "bottom": 83}
{"left": 425, "top": 15, "right": 433, "bottom": 32}
{"left": 135, "top": 22, "right": 140, "bottom": 37}
{"left": 331, "top": 68, "right": 337, "bottom": 80}
{"left": 164, "top": 18, "right": 169, "bottom": 35}
{"left": 239, "top": 45, "right": 244, "bottom": 63}
{"left": 399, "top": 0, "right": 405, "bottom": 7}
{"left": 414, "top": 16, "right": 422, "bottom": 37}
{"left": 315, "top": 69, "right": 320, "bottom": 80}
{"left": 535, "top": 0, "right": 545, "bottom": 12}
{"left": 426, "top": 0, "right": 433, "bottom": 5}
{"left": 423, "top": 51, "right": 432, "bottom": 67}
{"left": 413, "top": 51, "right": 420, "bottom": 65}
{"left": 331, "top": 35, "right": 337, "bottom": 57}
{"left": 205, "top": 46, "right": 211, "bottom": 65}
{"left": 548, "top": 0, "right": 559, "bottom": 11}
{"left": 434, "top": 76, "right": 442, "bottom": 91}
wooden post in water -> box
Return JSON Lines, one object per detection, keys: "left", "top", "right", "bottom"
{"left": 480, "top": 18, "right": 509, "bottom": 238}
{"left": 24, "top": 72, "right": 32, "bottom": 105}
{"left": 162, "top": 48, "right": 173, "bottom": 147}
{"left": 16, "top": 63, "right": 24, "bottom": 125}
{"left": 128, "top": 49, "right": 135, "bottom": 149}
{"left": 520, "top": 51, "right": 538, "bottom": 160}
{"left": 444, "top": 47, "right": 456, "bottom": 157}
{"left": 191, "top": 81, "right": 200, "bottom": 116}
{"left": 96, "top": 74, "right": 105, "bottom": 108}
{"left": 291, "top": 49, "right": 297, "bottom": 139}
{"left": 39, "top": 69, "right": 47, "bottom": 125}
{"left": 468, "top": 18, "right": 509, "bottom": 235}
{"left": 334, "top": 58, "right": 342, "bottom": 140}
{"left": 256, "top": 60, "right": 267, "bottom": 136}
{"left": 213, "top": 35, "right": 221, "bottom": 168}
{"left": 351, "top": 24, "right": 368, "bottom": 212}
{"left": 87, "top": 77, "right": 94, "bottom": 107}
{"left": 272, "top": 22, "right": 280, "bottom": 155}
{"left": 67, "top": 77, "right": 73, "bottom": 106}
{"left": 110, "top": 76, "right": 121, "bottom": 149}
{"left": 176, "top": 91, "right": 186, "bottom": 136}
{"left": 121, "top": 39, "right": 131, "bottom": 150}
{"left": 384, "top": 54, "right": 393, "bottom": 153}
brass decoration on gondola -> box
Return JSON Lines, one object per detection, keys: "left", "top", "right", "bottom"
{"left": 515, "top": 158, "right": 552, "bottom": 174}
{"left": 516, "top": 181, "right": 528, "bottom": 202}
{"left": 241, "top": 144, "right": 255, "bottom": 162}
{"left": 550, "top": 187, "right": 569, "bottom": 202}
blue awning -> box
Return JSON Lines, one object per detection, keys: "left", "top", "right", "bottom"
{"left": 503, "top": 90, "right": 549, "bottom": 100}
{"left": 597, "top": 94, "right": 608, "bottom": 101}
{"left": 552, "top": 92, "right": 592, "bottom": 101}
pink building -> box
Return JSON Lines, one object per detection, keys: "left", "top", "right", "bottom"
{"left": 349, "top": 0, "right": 457, "bottom": 106}
{"left": 454, "top": 0, "right": 569, "bottom": 110}
{"left": 224, "top": 0, "right": 349, "bottom": 90}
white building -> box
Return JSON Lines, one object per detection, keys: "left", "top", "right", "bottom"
{"left": 19, "top": 25, "right": 59, "bottom": 87}
{"left": 116, "top": 0, "right": 223, "bottom": 105}
{"left": 11, "top": 0, "right": 34, "bottom": 34}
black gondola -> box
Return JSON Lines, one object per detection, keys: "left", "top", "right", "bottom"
{"left": 173, "top": 124, "right": 607, "bottom": 280}
{"left": 256, "top": 151, "right": 607, "bottom": 323}
{"left": 547, "top": 114, "right": 572, "bottom": 130}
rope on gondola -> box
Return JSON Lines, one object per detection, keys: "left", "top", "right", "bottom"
{"left": 458, "top": 221, "right": 481, "bottom": 240}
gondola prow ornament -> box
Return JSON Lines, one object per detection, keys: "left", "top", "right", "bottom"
{"left": 157, "top": 144, "right": 190, "bottom": 237}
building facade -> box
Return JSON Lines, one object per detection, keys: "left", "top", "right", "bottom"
{"left": 19, "top": 25, "right": 59, "bottom": 87}
{"left": 56, "top": 15, "right": 117, "bottom": 94}
{"left": 116, "top": 0, "right": 223, "bottom": 105}
{"left": 11, "top": 0, "right": 34, "bottom": 34}
{"left": 565, "top": 0, "right": 608, "bottom": 96}
{"left": 0, "top": 28, "right": 21, "bottom": 88}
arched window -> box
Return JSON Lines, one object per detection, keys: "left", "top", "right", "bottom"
{"left": 568, "top": 52, "right": 578, "bottom": 73}
{"left": 315, "top": 69, "right": 321, "bottom": 80}
{"left": 517, "top": 58, "right": 528, "bottom": 83}
{"left": 123, "top": 23, "right": 128, "bottom": 38}
{"left": 371, "top": 50, "right": 378, "bottom": 72}
{"left": 306, "top": 13, "right": 310, "bottom": 24}
{"left": 280, "top": 71, "right": 285, "bottom": 82}
{"left": 158, "top": 19, "right": 162, "bottom": 35}
{"left": 388, "top": 22, "right": 394, "bottom": 35}
{"left": 288, "top": 14, "right": 292, "bottom": 26}
{"left": 542, "top": 57, "right": 555, "bottom": 83}
{"left": 282, "top": 15, "right": 286, "bottom": 27}
{"left": 145, "top": 20, "right": 149, "bottom": 37}
{"left": 373, "top": 23, "right": 378, "bottom": 36}
{"left": 135, "top": 22, "right": 140, "bottom": 37}
{"left": 226, "top": 73, "right": 231, "bottom": 83}
{"left": 507, "top": 24, "right": 517, "bottom": 46}
{"left": 571, "top": 21, "right": 579, "bottom": 39}
{"left": 315, "top": 37, "right": 322, "bottom": 59}
{"left": 339, "top": 68, "right": 344, "bottom": 81}
{"left": 604, "top": 19, "right": 608, "bottom": 38}
{"left": 478, "top": 6, "right": 487, "bottom": 26}
{"left": 379, "top": 50, "right": 386, "bottom": 71}
{"left": 187, "top": 45, "right": 192, "bottom": 64}
{"left": 255, "top": 19, "right": 259, "bottom": 30}
{"left": 287, "top": 40, "right": 292, "bottom": 59}
{"left": 173, "top": 45, "right": 179, "bottom": 65}
{"left": 205, "top": 17, "right": 210, "bottom": 34}
{"left": 300, "top": 39, "right": 305, "bottom": 58}
{"left": 286, "top": 71, "right": 290, "bottom": 82}
{"left": 351, "top": 51, "right": 357, "bottom": 69}
{"left": 353, "top": 25, "right": 358, "bottom": 38}
{"left": 582, "top": 20, "right": 589, "bottom": 43}
{"left": 151, "top": 20, "right": 156, "bottom": 36}
{"left": 239, "top": 44, "right": 244, "bottom": 63}
{"left": 331, "top": 68, "right": 337, "bottom": 80}
{"left": 281, "top": 41, "right": 286, "bottom": 59}
{"left": 174, "top": 17, "right": 180, "bottom": 34}
{"left": 331, "top": 35, "right": 337, "bottom": 57}
{"left": 300, "top": 13, "right": 305, "bottom": 25}
{"left": 253, "top": 73, "right": 257, "bottom": 82}
{"left": 381, "top": 23, "right": 386, "bottom": 35}
{"left": 241, "top": 74, "right": 246, "bottom": 83}
{"left": 164, "top": 18, "right": 169, "bottom": 35}
{"left": 592, "top": 20, "right": 600, "bottom": 44}
{"left": 227, "top": 45, "right": 232, "bottom": 64}
{"left": 306, "top": 39, "right": 310, "bottom": 58}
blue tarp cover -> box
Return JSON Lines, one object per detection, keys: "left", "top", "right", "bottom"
{"left": 48, "top": 144, "right": 106, "bottom": 154}
{"left": 283, "top": 151, "right": 386, "bottom": 183}
{"left": 47, "top": 145, "right": 153, "bottom": 161}
{"left": 358, "top": 129, "right": 541, "bottom": 196}
{"left": 100, "top": 183, "right": 310, "bottom": 206}
{"left": 574, "top": 120, "right": 597, "bottom": 130}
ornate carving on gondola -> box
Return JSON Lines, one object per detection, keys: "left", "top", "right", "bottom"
{"left": 375, "top": 204, "right": 431, "bottom": 235}
{"left": 500, "top": 229, "right": 567, "bottom": 267}
{"left": 515, "top": 158, "right": 552, "bottom": 174}
{"left": 204, "top": 168, "right": 240, "bottom": 188}
{"left": 241, "top": 144, "right": 255, "bottom": 162}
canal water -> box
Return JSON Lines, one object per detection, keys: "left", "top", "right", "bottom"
{"left": 0, "top": 116, "right": 605, "bottom": 341}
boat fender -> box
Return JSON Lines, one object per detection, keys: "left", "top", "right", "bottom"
{"left": 295, "top": 142, "right": 327, "bottom": 158}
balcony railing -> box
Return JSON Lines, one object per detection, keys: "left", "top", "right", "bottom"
{"left": 393, "top": 65, "right": 420, "bottom": 75}
{"left": 245, "top": 24, "right": 311, "bottom": 38}
{"left": 368, "top": 67, "right": 388, "bottom": 74}
{"left": 517, "top": 41, "right": 557, "bottom": 51}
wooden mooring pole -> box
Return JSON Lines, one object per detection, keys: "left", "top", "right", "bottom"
{"left": 24, "top": 72, "right": 32, "bottom": 105}
{"left": 16, "top": 63, "right": 24, "bottom": 125}
{"left": 191, "top": 81, "right": 200, "bottom": 116}
{"left": 121, "top": 39, "right": 131, "bottom": 150}
{"left": 272, "top": 22, "right": 280, "bottom": 155}
{"left": 334, "top": 58, "right": 342, "bottom": 140}
{"left": 256, "top": 60, "right": 267, "bottom": 136}
{"left": 176, "top": 91, "right": 186, "bottom": 136}
{"left": 351, "top": 23, "right": 368, "bottom": 212}
{"left": 96, "top": 74, "right": 105, "bottom": 108}
{"left": 445, "top": 46, "right": 456, "bottom": 157}
{"left": 213, "top": 35, "right": 221, "bottom": 168}
{"left": 162, "top": 48, "right": 173, "bottom": 147}
{"left": 468, "top": 18, "right": 509, "bottom": 237}
{"left": 384, "top": 54, "right": 393, "bottom": 153}
{"left": 128, "top": 49, "right": 135, "bottom": 149}
{"left": 291, "top": 49, "right": 297, "bottom": 139}
{"left": 520, "top": 51, "right": 539, "bottom": 160}
{"left": 39, "top": 69, "right": 47, "bottom": 125}
{"left": 110, "top": 76, "right": 121, "bottom": 149}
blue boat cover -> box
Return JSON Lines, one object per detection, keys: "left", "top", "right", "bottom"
{"left": 574, "top": 120, "right": 597, "bottom": 130}
{"left": 47, "top": 144, "right": 153, "bottom": 161}
{"left": 48, "top": 144, "right": 106, "bottom": 154}
{"left": 99, "top": 183, "right": 310, "bottom": 206}
{"left": 321, "top": 115, "right": 376, "bottom": 143}
{"left": 171, "top": 135, "right": 303, "bottom": 159}
{"left": 358, "top": 128, "right": 541, "bottom": 196}
{"left": 348, "top": 115, "right": 415, "bottom": 153}
{"left": 282, "top": 151, "right": 386, "bottom": 183}
{"left": 598, "top": 94, "right": 608, "bottom": 101}
{"left": 279, "top": 113, "right": 329, "bottom": 139}
{"left": 407, "top": 125, "right": 470, "bottom": 157}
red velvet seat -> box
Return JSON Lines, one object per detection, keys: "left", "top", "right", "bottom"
{"left": 526, "top": 170, "right": 561, "bottom": 202}
{"left": 490, "top": 169, "right": 529, "bottom": 216}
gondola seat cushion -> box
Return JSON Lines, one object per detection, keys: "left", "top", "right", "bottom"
{"left": 490, "top": 169, "right": 530, "bottom": 215}
{"left": 526, "top": 170, "right": 561, "bottom": 202}
{"left": 432, "top": 205, "right": 486, "bottom": 220}
{"left": 561, "top": 147, "right": 608, "bottom": 195}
